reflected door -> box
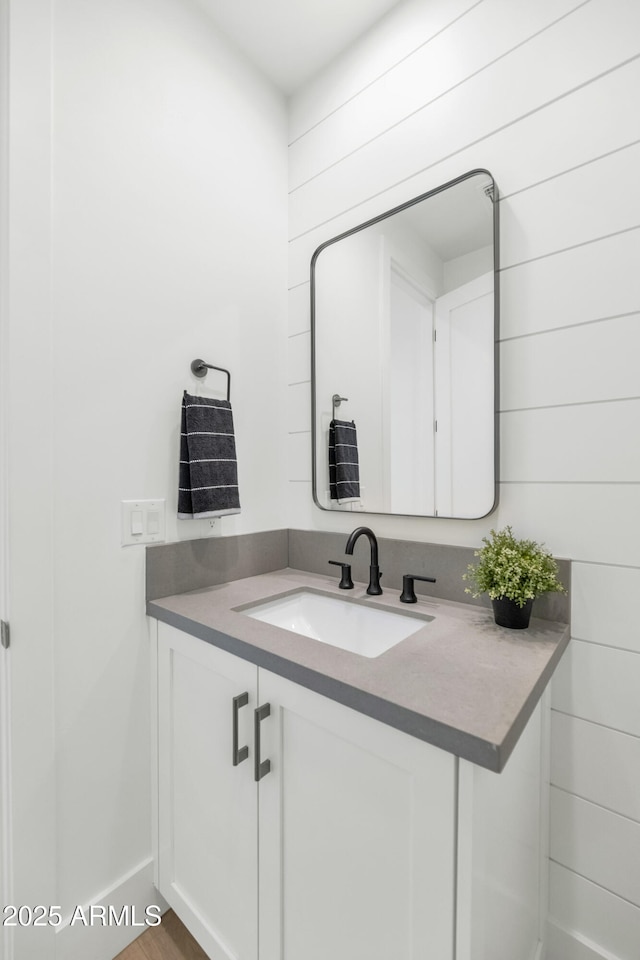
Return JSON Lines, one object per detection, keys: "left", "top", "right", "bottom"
{"left": 434, "top": 272, "right": 494, "bottom": 518}
{"left": 387, "top": 266, "right": 435, "bottom": 515}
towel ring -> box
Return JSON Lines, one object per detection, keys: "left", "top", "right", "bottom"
{"left": 191, "top": 359, "right": 231, "bottom": 402}
{"left": 332, "top": 393, "right": 348, "bottom": 421}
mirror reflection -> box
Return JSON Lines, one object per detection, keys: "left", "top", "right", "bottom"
{"left": 311, "top": 169, "right": 498, "bottom": 519}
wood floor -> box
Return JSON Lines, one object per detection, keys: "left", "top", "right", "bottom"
{"left": 113, "top": 910, "right": 210, "bottom": 960}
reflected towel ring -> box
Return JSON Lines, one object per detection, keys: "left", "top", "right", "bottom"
{"left": 332, "top": 393, "right": 348, "bottom": 421}
{"left": 191, "top": 358, "right": 231, "bottom": 402}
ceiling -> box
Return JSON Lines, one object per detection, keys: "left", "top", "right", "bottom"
{"left": 194, "top": 0, "right": 404, "bottom": 94}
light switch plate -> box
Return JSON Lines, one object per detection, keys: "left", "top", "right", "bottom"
{"left": 121, "top": 499, "right": 166, "bottom": 546}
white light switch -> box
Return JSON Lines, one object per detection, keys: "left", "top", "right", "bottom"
{"left": 131, "top": 511, "right": 143, "bottom": 536}
{"left": 121, "top": 500, "right": 166, "bottom": 546}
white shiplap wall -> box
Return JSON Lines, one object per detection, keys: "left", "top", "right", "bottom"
{"left": 287, "top": 1, "right": 640, "bottom": 957}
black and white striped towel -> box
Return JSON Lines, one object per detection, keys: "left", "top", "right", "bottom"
{"left": 329, "top": 418, "right": 360, "bottom": 504}
{"left": 178, "top": 391, "right": 241, "bottom": 518}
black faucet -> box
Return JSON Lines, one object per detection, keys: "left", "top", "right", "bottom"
{"left": 345, "top": 526, "right": 382, "bottom": 595}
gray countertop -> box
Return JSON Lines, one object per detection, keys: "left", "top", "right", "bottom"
{"left": 147, "top": 567, "right": 570, "bottom": 773}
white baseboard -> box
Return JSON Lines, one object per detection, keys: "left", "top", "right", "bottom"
{"left": 547, "top": 920, "right": 622, "bottom": 960}
{"left": 54, "top": 857, "right": 168, "bottom": 960}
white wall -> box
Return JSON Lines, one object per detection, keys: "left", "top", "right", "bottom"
{"left": 0, "top": 0, "right": 10, "bottom": 947}
{"left": 4, "top": 0, "right": 287, "bottom": 957}
{"left": 286, "top": 1, "right": 640, "bottom": 958}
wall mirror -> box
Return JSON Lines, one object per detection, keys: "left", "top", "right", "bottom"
{"left": 311, "top": 169, "right": 499, "bottom": 519}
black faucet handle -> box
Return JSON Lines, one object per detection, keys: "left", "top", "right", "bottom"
{"left": 328, "top": 560, "right": 354, "bottom": 590}
{"left": 399, "top": 574, "right": 437, "bottom": 604}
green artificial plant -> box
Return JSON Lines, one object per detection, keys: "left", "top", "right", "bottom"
{"left": 463, "top": 526, "right": 565, "bottom": 608}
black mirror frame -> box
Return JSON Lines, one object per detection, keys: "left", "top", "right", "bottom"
{"left": 309, "top": 167, "right": 500, "bottom": 521}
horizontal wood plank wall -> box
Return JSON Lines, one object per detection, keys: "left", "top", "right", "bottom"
{"left": 287, "top": 0, "right": 640, "bottom": 957}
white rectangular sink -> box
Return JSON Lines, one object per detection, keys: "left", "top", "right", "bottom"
{"left": 242, "top": 589, "right": 432, "bottom": 658}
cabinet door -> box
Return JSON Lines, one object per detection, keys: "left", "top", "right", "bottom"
{"left": 456, "top": 700, "right": 547, "bottom": 960}
{"left": 157, "top": 622, "right": 258, "bottom": 960}
{"left": 257, "top": 670, "right": 457, "bottom": 960}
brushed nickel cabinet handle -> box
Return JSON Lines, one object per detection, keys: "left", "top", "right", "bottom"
{"left": 232, "top": 692, "right": 249, "bottom": 766}
{"left": 254, "top": 703, "right": 271, "bottom": 781}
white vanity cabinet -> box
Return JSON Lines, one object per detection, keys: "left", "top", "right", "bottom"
{"left": 155, "top": 620, "right": 457, "bottom": 960}
{"left": 156, "top": 622, "right": 259, "bottom": 960}
{"left": 257, "top": 668, "right": 457, "bottom": 960}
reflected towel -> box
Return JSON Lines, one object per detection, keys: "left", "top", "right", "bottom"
{"left": 178, "top": 391, "right": 241, "bottom": 518}
{"left": 329, "top": 419, "right": 360, "bottom": 504}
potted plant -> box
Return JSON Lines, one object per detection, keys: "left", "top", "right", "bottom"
{"left": 463, "top": 526, "right": 565, "bottom": 629}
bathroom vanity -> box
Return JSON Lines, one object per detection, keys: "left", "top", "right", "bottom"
{"left": 147, "top": 566, "right": 569, "bottom": 960}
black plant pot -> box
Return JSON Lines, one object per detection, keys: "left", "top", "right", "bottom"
{"left": 492, "top": 597, "right": 533, "bottom": 630}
